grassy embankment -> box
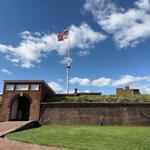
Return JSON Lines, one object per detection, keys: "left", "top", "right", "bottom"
{"left": 7, "top": 125, "right": 150, "bottom": 150}
{"left": 1, "top": 94, "right": 150, "bottom": 103}
{"left": 46, "top": 94, "right": 150, "bottom": 103}
{"left": 0, "top": 95, "right": 2, "bottom": 102}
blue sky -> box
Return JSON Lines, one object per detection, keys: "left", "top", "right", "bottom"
{"left": 0, "top": 0, "right": 150, "bottom": 94}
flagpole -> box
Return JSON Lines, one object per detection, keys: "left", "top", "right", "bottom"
{"left": 66, "top": 29, "right": 71, "bottom": 94}
{"left": 58, "top": 29, "right": 71, "bottom": 94}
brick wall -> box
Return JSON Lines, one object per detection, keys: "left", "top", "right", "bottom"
{"left": 0, "top": 90, "right": 41, "bottom": 121}
{"left": 116, "top": 86, "right": 140, "bottom": 95}
{"left": 0, "top": 80, "right": 55, "bottom": 122}
{"left": 39, "top": 102, "right": 150, "bottom": 125}
{"left": 40, "top": 83, "right": 55, "bottom": 102}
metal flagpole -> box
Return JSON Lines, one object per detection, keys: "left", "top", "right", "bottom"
{"left": 66, "top": 29, "right": 71, "bottom": 94}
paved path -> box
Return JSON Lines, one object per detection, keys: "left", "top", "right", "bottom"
{"left": 0, "top": 121, "right": 27, "bottom": 133}
{"left": 0, "top": 121, "right": 31, "bottom": 136}
{"left": 0, "top": 138, "right": 67, "bottom": 150}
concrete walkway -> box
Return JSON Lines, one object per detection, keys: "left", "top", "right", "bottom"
{"left": 0, "top": 138, "right": 67, "bottom": 150}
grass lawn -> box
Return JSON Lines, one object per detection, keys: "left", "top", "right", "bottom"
{"left": 0, "top": 95, "right": 2, "bottom": 102}
{"left": 7, "top": 125, "right": 150, "bottom": 150}
{"left": 46, "top": 94, "right": 150, "bottom": 103}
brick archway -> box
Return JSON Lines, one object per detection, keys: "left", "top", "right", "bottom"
{"left": 0, "top": 80, "right": 55, "bottom": 122}
{"left": 9, "top": 94, "right": 32, "bottom": 121}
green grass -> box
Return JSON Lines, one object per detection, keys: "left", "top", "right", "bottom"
{"left": 45, "top": 94, "right": 150, "bottom": 103}
{"left": 7, "top": 125, "right": 150, "bottom": 150}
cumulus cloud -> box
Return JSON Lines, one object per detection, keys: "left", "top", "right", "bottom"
{"left": 92, "top": 77, "right": 113, "bottom": 87}
{"left": 84, "top": 0, "right": 150, "bottom": 48}
{"left": 70, "top": 76, "right": 112, "bottom": 87}
{"left": 112, "top": 75, "right": 150, "bottom": 86}
{"left": 48, "top": 81, "right": 78, "bottom": 93}
{"left": 70, "top": 74, "right": 150, "bottom": 93}
{"left": 135, "top": 0, "right": 150, "bottom": 11}
{"left": 0, "top": 23, "right": 106, "bottom": 68}
{"left": 0, "top": 68, "right": 12, "bottom": 75}
{"left": 70, "top": 77, "right": 91, "bottom": 86}
{"left": 48, "top": 82, "right": 64, "bottom": 93}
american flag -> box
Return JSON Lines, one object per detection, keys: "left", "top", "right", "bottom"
{"left": 63, "top": 30, "right": 68, "bottom": 39}
{"left": 57, "top": 30, "right": 69, "bottom": 41}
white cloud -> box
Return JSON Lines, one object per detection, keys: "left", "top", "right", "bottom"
{"left": 70, "top": 74, "right": 150, "bottom": 94}
{"left": 92, "top": 77, "right": 112, "bottom": 87}
{"left": 112, "top": 75, "right": 150, "bottom": 86}
{"left": 84, "top": 0, "right": 150, "bottom": 48}
{"left": 135, "top": 0, "right": 150, "bottom": 11}
{"left": 70, "top": 23, "right": 106, "bottom": 49}
{"left": 48, "top": 82, "right": 64, "bottom": 93}
{"left": 0, "top": 23, "right": 106, "bottom": 68}
{"left": 77, "top": 50, "right": 90, "bottom": 56}
{"left": 0, "top": 68, "right": 12, "bottom": 75}
{"left": 48, "top": 81, "right": 77, "bottom": 94}
{"left": 70, "top": 77, "right": 91, "bottom": 86}
{"left": 69, "top": 76, "right": 112, "bottom": 87}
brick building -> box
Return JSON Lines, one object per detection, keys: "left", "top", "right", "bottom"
{"left": 116, "top": 86, "right": 140, "bottom": 95}
{"left": 0, "top": 80, "right": 55, "bottom": 121}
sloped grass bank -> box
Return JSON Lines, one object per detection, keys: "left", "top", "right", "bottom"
{"left": 46, "top": 94, "right": 150, "bottom": 103}
{"left": 0, "top": 95, "right": 2, "bottom": 102}
{"left": 1, "top": 94, "right": 150, "bottom": 103}
{"left": 7, "top": 125, "right": 150, "bottom": 150}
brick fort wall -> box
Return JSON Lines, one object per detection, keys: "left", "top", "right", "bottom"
{"left": 39, "top": 102, "right": 150, "bottom": 125}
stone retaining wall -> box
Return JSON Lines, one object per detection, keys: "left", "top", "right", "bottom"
{"left": 39, "top": 102, "right": 150, "bottom": 125}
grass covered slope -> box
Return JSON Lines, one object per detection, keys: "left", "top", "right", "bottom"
{"left": 46, "top": 94, "right": 150, "bottom": 103}
{"left": 7, "top": 125, "right": 150, "bottom": 150}
{"left": 0, "top": 95, "right": 2, "bottom": 102}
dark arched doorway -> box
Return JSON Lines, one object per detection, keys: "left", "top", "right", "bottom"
{"left": 10, "top": 95, "right": 31, "bottom": 121}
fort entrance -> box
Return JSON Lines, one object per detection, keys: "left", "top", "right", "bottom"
{"left": 0, "top": 80, "right": 55, "bottom": 122}
{"left": 10, "top": 95, "right": 31, "bottom": 121}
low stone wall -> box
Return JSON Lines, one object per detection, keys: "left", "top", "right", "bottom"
{"left": 39, "top": 102, "right": 150, "bottom": 125}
